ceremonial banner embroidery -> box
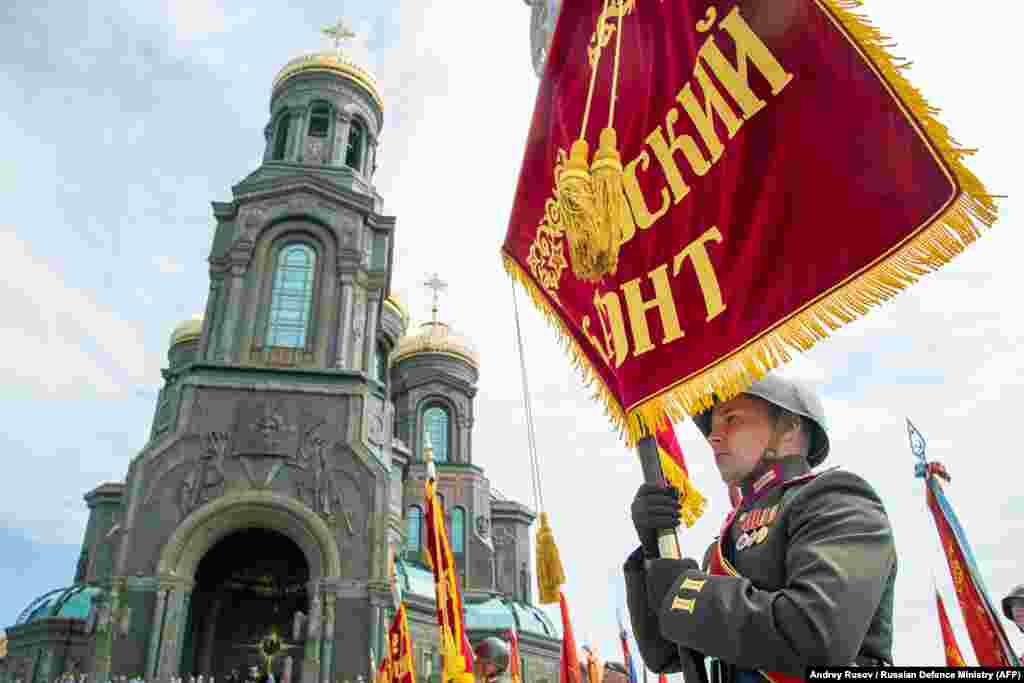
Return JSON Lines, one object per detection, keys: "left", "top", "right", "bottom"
{"left": 424, "top": 472, "right": 476, "bottom": 682}
{"left": 377, "top": 603, "right": 417, "bottom": 683}
{"left": 502, "top": 0, "right": 997, "bottom": 443}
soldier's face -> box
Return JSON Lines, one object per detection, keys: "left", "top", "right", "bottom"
{"left": 1012, "top": 605, "right": 1024, "bottom": 629}
{"left": 707, "top": 396, "right": 778, "bottom": 484}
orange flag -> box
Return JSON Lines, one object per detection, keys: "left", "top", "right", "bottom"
{"left": 558, "top": 593, "right": 581, "bottom": 683}
{"left": 583, "top": 646, "right": 603, "bottom": 683}
{"left": 506, "top": 630, "right": 523, "bottom": 683}
{"left": 936, "top": 589, "right": 968, "bottom": 667}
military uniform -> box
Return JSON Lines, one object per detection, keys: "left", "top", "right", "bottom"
{"left": 625, "top": 455, "right": 897, "bottom": 680}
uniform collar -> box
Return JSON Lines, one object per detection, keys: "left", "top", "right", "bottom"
{"left": 737, "top": 455, "right": 810, "bottom": 503}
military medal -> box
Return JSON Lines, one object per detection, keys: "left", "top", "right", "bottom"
{"left": 735, "top": 505, "right": 778, "bottom": 550}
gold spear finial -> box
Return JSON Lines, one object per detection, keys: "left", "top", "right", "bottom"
{"left": 423, "top": 425, "right": 438, "bottom": 481}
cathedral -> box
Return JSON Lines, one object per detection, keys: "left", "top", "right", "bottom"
{"left": 1, "top": 35, "right": 562, "bottom": 683}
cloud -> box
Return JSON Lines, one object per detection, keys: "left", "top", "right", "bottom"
{"left": 0, "top": 228, "right": 155, "bottom": 398}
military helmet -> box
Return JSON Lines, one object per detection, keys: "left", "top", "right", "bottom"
{"left": 693, "top": 373, "right": 830, "bottom": 467}
{"left": 473, "top": 637, "right": 510, "bottom": 677}
{"left": 1002, "top": 584, "right": 1024, "bottom": 620}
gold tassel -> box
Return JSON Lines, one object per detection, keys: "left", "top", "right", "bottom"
{"left": 589, "top": 126, "right": 628, "bottom": 279}
{"left": 535, "top": 512, "right": 566, "bottom": 604}
{"left": 658, "top": 448, "right": 707, "bottom": 528}
{"left": 557, "top": 139, "right": 606, "bottom": 283}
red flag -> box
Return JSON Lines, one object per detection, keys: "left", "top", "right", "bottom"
{"left": 658, "top": 675, "right": 668, "bottom": 683}
{"left": 502, "top": 0, "right": 996, "bottom": 445}
{"left": 424, "top": 470, "right": 475, "bottom": 682}
{"left": 378, "top": 604, "right": 417, "bottom": 683}
{"left": 654, "top": 422, "right": 705, "bottom": 526}
{"left": 926, "top": 482, "right": 1017, "bottom": 666}
{"left": 558, "top": 593, "right": 581, "bottom": 683}
{"left": 935, "top": 589, "right": 968, "bottom": 667}
{"left": 506, "top": 630, "right": 523, "bottom": 683}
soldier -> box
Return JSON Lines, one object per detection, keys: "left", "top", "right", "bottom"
{"left": 624, "top": 374, "right": 897, "bottom": 681}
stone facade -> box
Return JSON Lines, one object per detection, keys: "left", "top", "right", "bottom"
{"left": 3, "top": 45, "right": 559, "bottom": 683}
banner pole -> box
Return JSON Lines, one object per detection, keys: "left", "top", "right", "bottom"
{"left": 636, "top": 436, "right": 705, "bottom": 683}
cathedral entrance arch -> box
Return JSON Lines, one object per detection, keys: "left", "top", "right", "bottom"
{"left": 187, "top": 529, "right": 308, "bottom": 681}
{"left": 153, "top": 492, "right": 342, "bottom": 683}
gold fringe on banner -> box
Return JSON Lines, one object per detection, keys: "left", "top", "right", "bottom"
{"left": 535, "top": 512, "right": 567, "bottom": 604}
{"left": 503, "top": 0, "right": 998, "bottom": 446}
{"left": 658, "top": 447, "right": 707, "bottom": 528}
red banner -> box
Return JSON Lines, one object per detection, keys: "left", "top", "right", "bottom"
{"left": 378, "top": 604, "right": 417, "bottom": 683}
{"left": 502, "top": 0, "right": 995, "bottom": 442}
{"left": 935, "top": 589, "right": 968, "bottom": 667}
{"left": 559, "top": 593, "right": 582, "bottom": 683}
{"left": 424, "top": 475, "right": 475, "bottom": 683}
{"left": 926, "top": 484, "right": 1013, "bottom": 667}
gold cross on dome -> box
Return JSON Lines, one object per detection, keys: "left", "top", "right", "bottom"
{"left": 422, "top": 273, "right": 448, "bottom": 324}
{"left": 322, "top": 18, "right": 356, "bottom": 53}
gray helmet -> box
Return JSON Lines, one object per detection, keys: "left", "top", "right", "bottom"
{"left": 693, "top": 373, "right": 830, "bottom": 467}
{"left": 1002, "top": 584, "right": 1024, "bottom": 620}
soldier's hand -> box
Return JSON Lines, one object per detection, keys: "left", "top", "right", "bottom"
{"left": 645, "top": 557, "right": 700, "bottom": 613}
{"left": 631, "top": 483, "right": 680, "bottom": 558}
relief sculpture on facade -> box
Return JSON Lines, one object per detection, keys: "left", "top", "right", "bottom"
{"left": 293, "top": 423, "right": 359, "bottom": 537}
{"left": 178, "top": 431, "right": 229, "bottom": 520}
{"left": 232, "top": 400, "right": 301, "bottom": 490}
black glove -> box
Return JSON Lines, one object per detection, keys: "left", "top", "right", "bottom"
{"left": 631, "top": 483, "right": 681, "bottom": 558}
{"left": 646, "top": 557, "right": 700, "bottom": 614}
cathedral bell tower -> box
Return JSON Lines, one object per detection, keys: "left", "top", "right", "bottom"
{"left": 198, "top": 22, "right": 392, "bottom": 371}
{"left": 106, "top": 22, "right": 401, "bottom": 683}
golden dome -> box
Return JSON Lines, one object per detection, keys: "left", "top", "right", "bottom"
{"left": 272, "top": 50, "right": 383, "bottom": 110}
{"left": 392, "top": 321, "right": 479, "bottom": 369}
{"left": 384, "top": 294, "right": 410, "bottom": 329}
{"left": 170, "top": 313, "right": 204, "bottom": 347}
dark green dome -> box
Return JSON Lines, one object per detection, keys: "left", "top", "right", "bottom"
{"left": 394, "top": 561, "right": 560, "bottom": 639}
{"left": 15, "top": 585, "right": 101, "bottom": 626}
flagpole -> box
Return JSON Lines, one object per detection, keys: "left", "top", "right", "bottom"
{"left": 636, "top": 436, "right": 704, "bottom": 683}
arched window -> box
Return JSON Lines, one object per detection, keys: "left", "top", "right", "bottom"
{"left": 375, "top": 341, "right": 388, "bottom": 384}
{"left": 452, "top": 507, "right": 465, "bottom": 555}
{"left": 273, "top": 113, "right": 291, "bottom": 160}
{"left": 266, "top": 244, "right": 316, "bottom": 348}
{"left": 308, "top": 102, "right": 331, "bottom": 138}
{"left": 345, "top": 118, "right": 365, "bottom": 171}
{"left": 406, "top": 506, "right": 422, "bottom": 554}
{"left": 423, "top": 405, "right": 449, "bottom": 462}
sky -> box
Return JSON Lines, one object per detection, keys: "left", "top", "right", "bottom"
{"left": 1, "top": 0, "right": 1022, "bottom": 670}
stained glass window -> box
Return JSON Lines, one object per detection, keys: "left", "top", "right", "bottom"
{"left": 406, "top": 506, "right": 422, "bottom": 553}
{"left": 266, "top": 244, "right": 315, "bottom": 348}
{"left": 452, "top": 507, "right": 465, "bottom": 555}
{"left": 273, "top": 113, "right": 291, "bottom": 160}
{"left": 346, "top": 119, "right": 364, "bottom": 170}
{"left": 423, "top": 405, "right": 449, "bottom": 462}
